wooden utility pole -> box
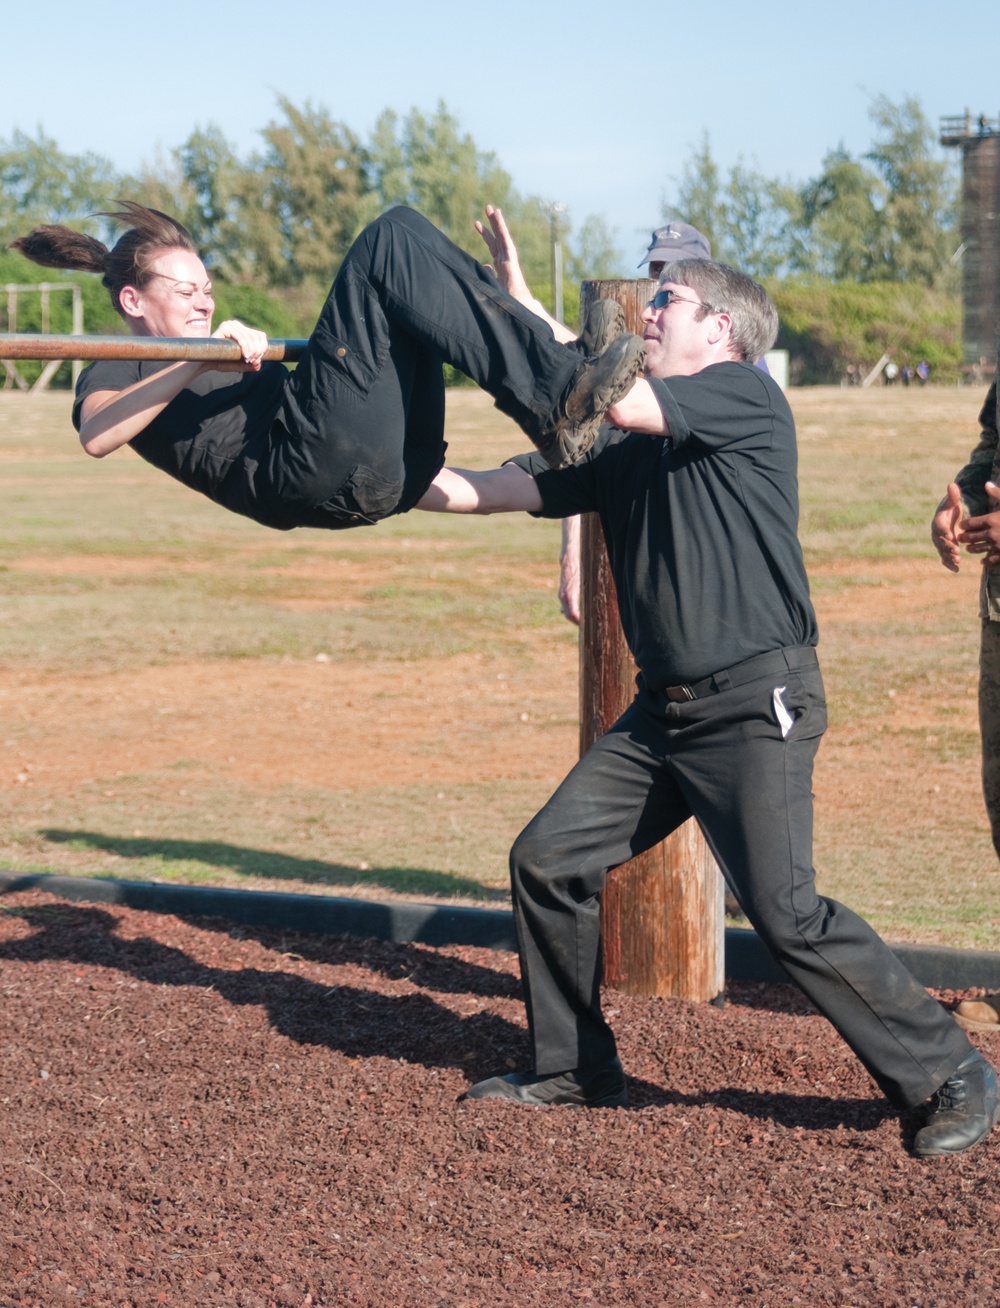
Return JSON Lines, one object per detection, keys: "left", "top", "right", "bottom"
{"left": 579, "top": 279, "right": 725, "bottom": 1003}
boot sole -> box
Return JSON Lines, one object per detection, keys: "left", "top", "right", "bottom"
{"left": 579, "top": 300, "right": 627, "bottom": 357}
{"left": 544, "top": 335, "right": 646, "bottom": 469}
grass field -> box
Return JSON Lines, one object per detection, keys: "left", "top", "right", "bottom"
{"left": 1, "top": 383, "right": 997, "bottom": 949}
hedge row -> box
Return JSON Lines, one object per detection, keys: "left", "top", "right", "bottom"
{"left": 768, "top": 278, "right": 962, "bottom": 385}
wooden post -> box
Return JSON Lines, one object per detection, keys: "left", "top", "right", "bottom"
{"left": 580, "top": 279, "right": 725, "bottom": 1003}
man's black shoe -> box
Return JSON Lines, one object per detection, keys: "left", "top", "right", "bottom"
{"left": 461, "top": 1056, "right": 628, "bottom": 1108}
{"left": 573, "top": 299, "right": 626, "bottom": 358}
{"left": 913, "top": 1050, "right": 1000, "bottom": 1158}
{"left": 537, "top": 333, "right": 645, "bottom": 470}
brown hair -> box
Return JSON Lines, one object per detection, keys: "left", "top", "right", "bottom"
{"left": 659, "top": 257, "right": 779, "bottom": 363}
{"left": 9, "top": 202, "right": 199, "bottom": 317}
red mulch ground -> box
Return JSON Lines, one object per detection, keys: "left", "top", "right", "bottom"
{"left": 2, "top": 888, "right": 999, "bottom": 1308}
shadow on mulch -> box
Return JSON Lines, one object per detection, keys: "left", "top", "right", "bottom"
{"left": 0, "top": 901, "right": 523, "bottom": 1077}
{"left": 0, "top": 898, "right": 897, "bottom": 1136}
{"left": 5, "top": 890, "right": 1000, "bottom": 1306}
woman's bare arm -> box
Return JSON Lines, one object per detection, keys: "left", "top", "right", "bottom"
{"left": 416, "top": 464, "right": 544, "bottom": 515}
{"left": 78, "top": 320, "right": 268, "bottom": 457}
{"left": 80, "top": 362, "right": 208, "bottom": 456}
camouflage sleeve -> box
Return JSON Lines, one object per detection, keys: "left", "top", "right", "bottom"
{"left": 952, "top": 381, "right": 999, "bottom": 516}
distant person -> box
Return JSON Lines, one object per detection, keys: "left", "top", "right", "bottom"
{"left": 885, "top": 360, "right": 899, "bottom": 386}
{"left": 917, "top": 360, "right": 930, "bottom": 385}
{"left": 932, "top": 371, "right": 1000, "bottom": 1031}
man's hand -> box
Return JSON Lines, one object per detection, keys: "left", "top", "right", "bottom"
{"left": 931, "top": 482, "right": 968, "bottom": 572}
{"left": 958, "top": 481, "right": 1000, "bottom": 566}
{"left": 475, "top": 206, "right": 533, "bottom": 306}
{"left": 476, "top": 205, "right": 578, "bottom": 345}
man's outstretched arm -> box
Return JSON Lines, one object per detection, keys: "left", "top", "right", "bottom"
{"left": 417, "top": 464, "right": 544, "bottom": 515}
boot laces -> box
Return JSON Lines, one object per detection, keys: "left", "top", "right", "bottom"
{"left": 932, "top": 1075, "right": 967, "bottom": 1114}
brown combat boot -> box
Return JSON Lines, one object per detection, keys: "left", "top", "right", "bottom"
{"left": 574, "top": 299, "right": 626, "bottom": 357}
{"left": 536, "top": 332, "right": 645, "bottom": 470}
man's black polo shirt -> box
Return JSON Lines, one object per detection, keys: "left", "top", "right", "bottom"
{"left": 509, "top": 360, "right": 817, "bottom": 688}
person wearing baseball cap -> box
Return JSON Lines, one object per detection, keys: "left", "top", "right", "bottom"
{"left": 640, "top": 222, "right": 712, "bottom": 278}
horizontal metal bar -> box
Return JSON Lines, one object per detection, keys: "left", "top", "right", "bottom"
{"left": 0, "top": 334, "right": 309, "bottom": 363}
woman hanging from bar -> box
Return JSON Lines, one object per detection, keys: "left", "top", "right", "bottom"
{"left": 10, "top": 203, "right": 643, "bottom": 531}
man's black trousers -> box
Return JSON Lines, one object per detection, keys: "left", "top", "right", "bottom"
{"left": 258, "top": 206, "right": 582, "bottom": 528}
{"left": 510, "top": 649, "right": 972, "bottom": 1109}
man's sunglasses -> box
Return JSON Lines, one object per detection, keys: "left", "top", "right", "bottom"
{"left": 647, "top": 288, "right": 713, "bottom": 311}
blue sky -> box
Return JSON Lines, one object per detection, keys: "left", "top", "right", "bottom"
{"left": 5, "top": 0, "right": 998, "bottom": 271}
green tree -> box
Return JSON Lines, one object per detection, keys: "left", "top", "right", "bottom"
{"left": 567, "top": 214, "right": 623, "bottom": 282}
{"left": 0, "top": 127, "right": 119, "bottom": 242}
{"left": 661, "top": 97, "right": 957, "bottom": 288}
{"left": 799, "top": 147, "right": 884, "bottom": 280}
{"left": 122, "top": 150, "right": 195, "bottom": 228}
{"left": 719, "top": 164, "right": 801, "bottom": 278}
{"left": 662, "top": 138, "right": 802, "bottom": 278}
{"left": 864, "top": 93, "right": 957, "bottom": 286}
{"left": 660, "top": 131, "right": 726, "bottom": 253}
{"left": 361, "top": 102, "right": 563, "bottom": 317}
{"left": 254, "top": 96, "right": 367, "bottom": 286}
{"left": 363, "top": 102, "right": 518, "bottom": 255}
{"left": 175, "top": 126, "right": 265, "bottom": 279}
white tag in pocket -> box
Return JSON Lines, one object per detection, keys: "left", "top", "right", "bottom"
{"left": 773, "top": 685, "right": 794, "bottom": 739}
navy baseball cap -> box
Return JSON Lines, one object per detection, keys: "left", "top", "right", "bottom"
{"left": 639, "top": 222, "right": 711, "bottom": 267}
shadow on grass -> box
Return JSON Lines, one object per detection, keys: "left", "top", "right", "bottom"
{"left": 41, "top": 828, "right": 507, "bottom": 902}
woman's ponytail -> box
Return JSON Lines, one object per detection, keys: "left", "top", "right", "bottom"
{"left": 9, "top": 225, "right": 109, "bottom": 274}
{"left": 9, "top": 202, "right": 198, "bottom": 316}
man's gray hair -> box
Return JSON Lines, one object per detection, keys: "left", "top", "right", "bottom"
{"left": 659, "top": 258, "right": 778, "bottom": 364}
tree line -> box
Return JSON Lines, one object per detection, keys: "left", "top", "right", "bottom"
{"left": 664, "top": 95, "right": 958, "bottom": 289}
{"left": 0, "top": 99, "right": 620, "bottom": 340}
{"left": 0, "top": 94, "right": 963, "bottom": 381}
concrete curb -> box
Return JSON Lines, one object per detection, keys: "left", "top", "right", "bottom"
{"left": 3, "top": 871, "right": 1000, "bottom": 992}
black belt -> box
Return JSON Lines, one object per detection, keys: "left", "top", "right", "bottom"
{"left": 662, "top": 646, "right": 818, "bottom": 703}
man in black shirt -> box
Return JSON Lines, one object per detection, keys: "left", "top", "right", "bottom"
{"left": 419, "top": 255, "right": 998, "bottom": 1157}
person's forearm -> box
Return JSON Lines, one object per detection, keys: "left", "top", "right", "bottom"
{"left": 520, "top": 298, "right": 576, "bottom": 345}
{"left": 417, "top": 464, "right": 543, "bottom": 515}
{"left": 559, "top": 515, "right": 582, "bottom": 624}
{"left": 79, "top": 361, "right": 207, "bottom": 456}
{"left": 952, "top": 387, "right": 1000, "bottom": 513}
{"left": 953, "top": 451, "right": 998, "bottom": 516}
{"left": 606, "top": 378, "right": 668, "bottom": 433}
